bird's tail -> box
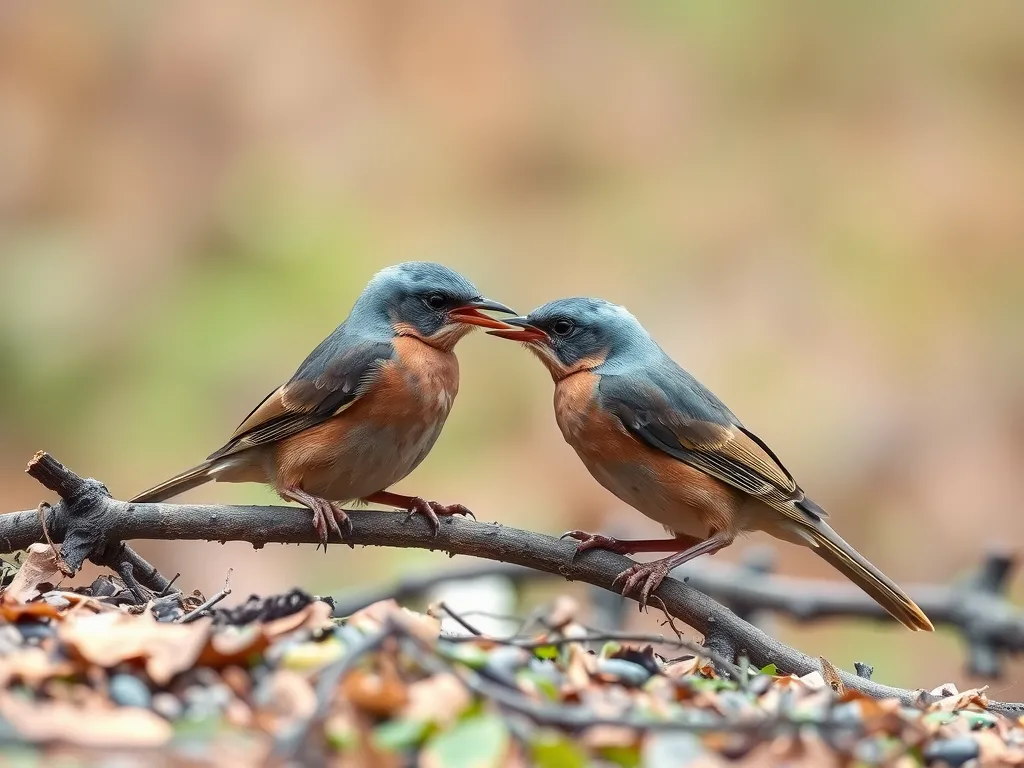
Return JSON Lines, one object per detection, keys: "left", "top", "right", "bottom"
{"left": 805, "top": 518, "right": 934, "bottom": 631}
{"left": 131, "top": 461, "right": 216, "bottom": 504}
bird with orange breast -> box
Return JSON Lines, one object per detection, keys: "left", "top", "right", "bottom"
{"left": 132, "top": 262, "right": 515, "bottom": 549}
{"left": 489, "top": 297, "right": 933, "bottom": 631}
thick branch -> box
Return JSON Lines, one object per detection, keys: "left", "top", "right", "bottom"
{"left": 4, "top": 452, "right": 1023, "bottom": 717}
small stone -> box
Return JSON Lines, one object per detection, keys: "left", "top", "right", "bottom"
{"left": 482, "top": 646, "right": 528, "bottom": 688}
{"left": 16, "top": 623, "right": 52, "bottom": 642}
{"left": 923, "top": 737, "right": 980, "bottom": 767}
{"left": 41, "top": 593, "right": 71, "bottom": 611}
{"left": 749, "top": 674, "right": 773, "bottom": 696}
{"left": 595, "top": 658, "right": 652, "bottom": 687}
{"left": 152, "top": 692, "right": 184, "bottom": 720}
{"left": 109, "top": 674, "right": 152, "bottom": 709}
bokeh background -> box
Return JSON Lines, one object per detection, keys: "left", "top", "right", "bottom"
{"left": 2, "top": 1, "right": 1022, "bottom": 691}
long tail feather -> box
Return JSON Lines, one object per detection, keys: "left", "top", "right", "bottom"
{"left": 808, "top": 520, "right": 934, "bottom": 631}
{"left": 131, "top": 461, "right": 214, "bottom": 504}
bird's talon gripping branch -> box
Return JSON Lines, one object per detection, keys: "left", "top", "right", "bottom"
{"left": 612, "top": 562, "right": 670, "bottom": 612}
{"left": 559, "top": 530, "right": 624, "bottom": 555}
{"left": 400, "top": 497, "right": 474, "bottom": 536}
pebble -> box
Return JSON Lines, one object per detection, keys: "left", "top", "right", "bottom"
{"left": 16, "top": 623, "right": 52, "bottom": 642}
{"left": 482, "top": 646, "right": 528, "bottom": 688}
{"left": 152, "top": 692, "right": 184, "bottom": 720}
{"left": 595, "top": 658, "right": 652, "bottom": 687}
{"left": 748, "top": 674, "right": 773, "bottom": 696}
{"left": 109, "top": 674, "right": 152, "bottom": 709}
{"left": 922, "top": 737, "right": 979, "bottom": 766}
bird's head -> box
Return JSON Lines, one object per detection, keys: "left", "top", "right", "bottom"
{"left": 353, "top": 262, "right": 515, "bottom": 350}
{"left": 488, "top": 297, "right": 656, "bottom": 380}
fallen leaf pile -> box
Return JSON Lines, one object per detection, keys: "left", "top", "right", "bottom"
{"left": 0, "top": 563, "right": 1023, "bottom": 766}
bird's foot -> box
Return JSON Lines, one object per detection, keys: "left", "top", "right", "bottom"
{"left": 559, "top": 530, "right": 634, "bottom": 556}
{"left": 282, "top": 487, "right": 353, "bottom": 551}
{"left": 402, "top": 497, "right": 475, "bottom": 536}
{"left": 612, "top": 560, "right": 672, "bottom": 612}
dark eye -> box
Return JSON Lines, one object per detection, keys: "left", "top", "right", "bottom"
{"left": 552, "top": 319, "right": 574, "bottom": 336}
{"left": 425, "top": 293, "right": 447, "bottom": 310}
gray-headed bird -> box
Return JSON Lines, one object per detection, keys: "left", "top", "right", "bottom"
{"left": 489, "top": 297, "right": 933, "bottom": 631}
{"left": 132, "top": 262, "right": 515, "bottom": 548}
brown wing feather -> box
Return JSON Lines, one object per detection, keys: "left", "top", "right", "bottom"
{"left": 670, "top": 420, "right": 798, "bottom": 496}
{"left": 206, "top": 339, "right": 393, "bottom": 460}
{"left": 603, "top": 378, "right": 819, "bottom": 525}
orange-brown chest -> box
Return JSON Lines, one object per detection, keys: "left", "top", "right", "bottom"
{"left": 365, "top": 336, "right": 460, "bottom": 424}
{"left": 553, "top": 372, "right": 743, "bottom": 539}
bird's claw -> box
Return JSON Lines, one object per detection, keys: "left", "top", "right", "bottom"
{"left": 612, "top": 562, "right": 670, "bottom": 612}
{"left": 312, "top": 500, "right": 353, "bottom": 552}
{"left": 559, "top": 530, "right": 628, "bottom": 556}
{"left": 402, "top": 497, "right": 474, "bottom": 537}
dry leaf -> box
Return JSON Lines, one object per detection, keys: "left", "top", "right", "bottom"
{"left": 262, "top": 599, "right": 334, "bottom": 640}
{"left": 255, "top": 670, "right": 317, "bottom": 735}
{"left": 5, "top": 544, "right": 64, "bottom": 602}
{"left": 0, "top": 647, "right": 77, "bottom": 688}
{"left": 546, "top": 595, "right": 579, "bottom": 629}
{"left": 930, "top": 687, "right": 989, "bottom": 712}
{"left": 818, "top": 656, "right": 845, "bottom": 696}
{"left": 59, "top": 610, "right": 210, "bottom": 685}
{"left": 400, "top": 673, "right": 470, "bottom": 727}
{"left": 0, "top": 694, "right": 171, "bottom": 748}
{"left": 342, "top": 664, "right": 408, "bottom": 717}
{"left": 0, "top": 594, "right": 63, "bottom": 621}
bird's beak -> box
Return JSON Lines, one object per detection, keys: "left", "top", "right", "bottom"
{"left": 449, "top": 298, "right": 518, "bottom": 330}
{"left": 486, "top": 316, "right": 548, "bottom": 343}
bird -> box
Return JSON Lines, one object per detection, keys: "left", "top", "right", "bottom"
{"left": 488, "top": 297, "right": 934, "bottom": 631}
{"left": 131, "top": 262, "right": 515, "bottom": 549}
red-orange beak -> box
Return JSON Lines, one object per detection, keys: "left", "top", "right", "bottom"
{"left": 486, "top": 316, "right": 548, "bottom": 343}
{"left": 448, "top": 298, "right": 518, "bottom": 330}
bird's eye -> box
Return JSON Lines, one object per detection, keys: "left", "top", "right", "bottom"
{"left": 552, "top": 319, "right": 574, "bottom": 336}
{"left": 425, "top": 294, "right": 447, "bottom": 310}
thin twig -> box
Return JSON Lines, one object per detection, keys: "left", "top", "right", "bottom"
{"left": 36, "top": 502, "right": 72, "bottom": 577}
{"left": 178, "top": 569, "right": 233, "bottom": 624}
{"left": 435, "top": 601, "right": 485, "bottom": 636}
{"left": 158, "top": 573, "right": 181, "bottom": 597}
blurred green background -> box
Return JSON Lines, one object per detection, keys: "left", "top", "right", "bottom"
{"left": 2, "top": 1, "right": 1023, "bottom": 690}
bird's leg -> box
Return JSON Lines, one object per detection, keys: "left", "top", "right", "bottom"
{"left": 613, "top": 531, "right": 735, "bottom": 611}
{"left": 362, "top": 490, "right": 475, "bottom": 537}
{"left": 560, "top": 530, "right": 704, "bottom": 556}
{"left": 280, "top": 487, "right": 353, "bottom": 551}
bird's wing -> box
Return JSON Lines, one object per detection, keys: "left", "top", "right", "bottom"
{"left": 207, "top": 336, "right": 394, "bottom": 460}
{"left": 599, "top": 371, "right": 825, "bottom": 523}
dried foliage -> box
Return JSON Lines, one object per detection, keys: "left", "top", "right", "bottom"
{"left": 1, "top": 574, "right": 1023, "bottom": 767}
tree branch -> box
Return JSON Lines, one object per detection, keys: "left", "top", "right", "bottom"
{"left": 4, "top": 452, "right": 1023, "bottom": 717}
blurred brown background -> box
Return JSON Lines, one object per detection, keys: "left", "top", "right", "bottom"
{"left": 2, "top": 1, "right": 1022, "bottom": 690}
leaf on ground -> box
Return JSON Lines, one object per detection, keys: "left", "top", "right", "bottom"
{"left": 532, "top": 732, "right": 589, "bottom": 768}
{"left": 373, "top": 717, "right": 433, "bottom": 752}
{"left": 818, "top": 656, "right": 845, "bottom": 696}
{"left": 349, "top": 599, "right": 440, "bottom": 643}
{"left": 0, "top": 694, "right": 172, "bottom": 748}
{"left": 930, "top": 687, "right": 989, "bottom": 712}
{"left": 4, "top": 544, "right": 64, "bottom": 602}
{"left": 421, "top": 713, "right": 509, "bottom": 768}
{"left": 400, "top": 672, "right": 471, "bottom": 727}
{"left": 0, "top": 596, "right": 63, "bottom": 621}
{"left": 59, "top": 610, "right": 210, "bottom": 685}
{"left": 255, "top": 669, "right": 317, "bottom": 735}
{"left": 342, "top": 658, "right": 409, "bottom": 718}
{"left": 0, "top": 646, "right": 76, "bottom": 688}
{"left": 262, "top": 599, "right": 334, "bottom": 640}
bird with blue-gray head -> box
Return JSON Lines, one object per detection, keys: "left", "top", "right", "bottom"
{"left": 132, "top": 261, "right": 515, "bottom": 549}
{"left": 489, "top": 296, "right": 933, "bottom": 631}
